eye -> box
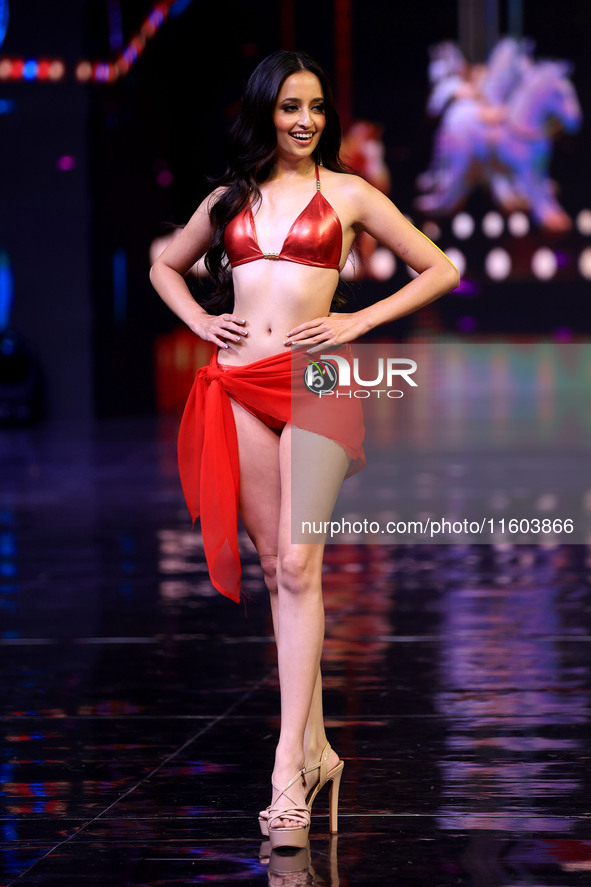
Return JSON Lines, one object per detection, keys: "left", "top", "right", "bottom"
{"left": 313, "top": 104, "right": 325, "bottom": 113}
{"left": 281, "top": 104, "right": 298, "bottom": 112}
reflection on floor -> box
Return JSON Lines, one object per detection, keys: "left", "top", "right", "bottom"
{"left": 0, "top": 417, "right": 590, "bottom": 885}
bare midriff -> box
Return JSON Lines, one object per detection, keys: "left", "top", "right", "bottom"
{"left": 216, "top": 259, "right": 340, "bottom": 366}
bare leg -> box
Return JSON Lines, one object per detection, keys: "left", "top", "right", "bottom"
{"left": 272, "top": 426, "right": 349, "bottom": 816}
{"left": 230, "top": 402, "right": 347, "bottom": 824}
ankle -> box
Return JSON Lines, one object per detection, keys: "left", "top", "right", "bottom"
{"left": 304, "top": 735, "right": 327, "bottom": 766}
{"left": 273, "top": 746, "right": 304, "bottom": 782}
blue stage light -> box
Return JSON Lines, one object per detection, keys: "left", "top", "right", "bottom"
{"left": 23, "top": 59, "right": 37, "bottom": 80}
{"left": 0, "top": 250, "right": 13, "bottom": 331}
{"left": 0, "top": 0, "right": 9, "bottom": 50}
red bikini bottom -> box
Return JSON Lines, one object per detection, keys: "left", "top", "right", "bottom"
{"left": 177, "top": 349, "right": 365, "bottom": 602}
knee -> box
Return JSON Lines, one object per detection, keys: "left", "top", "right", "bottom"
{"left": 277, "top": 549, "right": 320, "bottom": 597}
{"left": 259, "top": 554, "right": 278, "bottom": 596}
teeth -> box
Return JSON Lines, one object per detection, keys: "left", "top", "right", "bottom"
{"left": 291, "top": 133, "right": 313, "bottom": 140}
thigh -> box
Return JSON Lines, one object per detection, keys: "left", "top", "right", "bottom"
{"left": 230, "top": 398, "right": 281, "bottom": 556}
{"left": 278, "top": 425, "right": 350, "bottom": 562}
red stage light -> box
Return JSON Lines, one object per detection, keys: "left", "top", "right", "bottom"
{"left": 37, "top": 59, "right": 51, "bottom": 80}
{"left": 11, "top": 59, "right": 24, "bottom": 79}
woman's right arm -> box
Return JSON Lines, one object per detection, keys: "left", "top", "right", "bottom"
{"left": 149, "top": 192, "right": 247, "bottom": 349}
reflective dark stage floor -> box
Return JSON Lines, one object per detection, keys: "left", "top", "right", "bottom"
{"left": 1, "top": 417, "right": 590, "bottom": 886}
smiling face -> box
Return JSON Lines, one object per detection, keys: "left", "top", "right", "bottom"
{"left": 273, "top": 70, "right": 326, "bottom": 162}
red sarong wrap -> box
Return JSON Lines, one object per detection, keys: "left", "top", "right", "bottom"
{"left": 177, "top": 349, "right": 365, "bottom": 603}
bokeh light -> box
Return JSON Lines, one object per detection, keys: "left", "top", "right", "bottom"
{"left": 451, "top": 213, "right": 474, "bottom": 239}
{"left": 482, "top": 212, "right": 504, "bottom": 238}
{"left": 578, "top": 247, "right": 591, "bottom": 279}
{"left": 422, "top": 220, "right": 441, "bottom": 241}
{"left": 485, "top": 248, "right": 511, "bottom": 280}
{"left": 532, "top": 248, "right": 557, "bottom": 280}
{"left": 508, "top": 212, "right": 529, "bottom": 237}
{"left": 576, "top": 209, "right": 591, "bottom": 236}
{"left": 56, "top": 156, "right": 76, "bottom": 172}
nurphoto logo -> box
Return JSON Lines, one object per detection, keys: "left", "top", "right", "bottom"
{"left": 303, "top": 358, "right": 339, "bottom": 394}
{"left": 303, "top": 353, "right": 418, "bottom": 398}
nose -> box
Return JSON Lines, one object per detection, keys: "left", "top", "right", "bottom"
{"left": 298, "top": 106, "right": 312, "bottom": 127}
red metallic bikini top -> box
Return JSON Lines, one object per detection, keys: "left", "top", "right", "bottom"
{"left": 224, "top": 165, "right": 342, "bottom": 271}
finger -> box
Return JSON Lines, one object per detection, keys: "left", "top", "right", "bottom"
{"left": 290, "top": 333, "right": 328, "bottom": 346}
{"left": 222, "top": 322, "right": 249, "bottom": 336}
{"left": 286, "top": 320, "right": 324, "bottom": 337}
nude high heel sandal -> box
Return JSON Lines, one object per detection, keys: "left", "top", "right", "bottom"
{"left": 267, "top": 770, "right": 311, "bottom": 850}
{"left": 258, "top": 743, "right": 344, "bottom": 836}
{"left": 303, "top": 742, "right": 344, "bottom": 834}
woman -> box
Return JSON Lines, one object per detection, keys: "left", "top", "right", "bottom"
{"left": 150, "top": 50, "right": 459, "bottom": 849}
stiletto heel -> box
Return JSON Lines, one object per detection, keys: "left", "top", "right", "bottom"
{"left": 267, "top": 769, "right": 310, "bottom": 850}
{"left": 327, "top": 762, "right": 343, "bottom": 834}
{"left": 259, "top": 743, "right": 344, "bottom": 836}
{"left": 303, "top": 742, "right": 344, "bottom": 835}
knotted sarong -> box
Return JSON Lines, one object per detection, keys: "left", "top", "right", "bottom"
{"left": 178, "top": 349, "right": 365, "bottom": 602}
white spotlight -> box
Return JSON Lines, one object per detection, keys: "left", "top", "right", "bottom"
{"left": 485, "top": 248, "right": 511, "bottom": 280}
{"left": 578, "top": 247, "right": 591, "bottom": 279}
{"left": 482, "top": 212, "right": 504, "bottom": 238}
{"left": 508, "top": 212, "right": 530, "bottom": 237}
{"left": 452, "top": 213, "right": 475, "bottom": 239}
{"left": 368, "top": 248, "right": 396, "bottom": 280}
{"left": 532, "top": 248, "right": 557, "bottom": 280}
{"left": 576, "top": 210, "right": 591, "bottom": 236}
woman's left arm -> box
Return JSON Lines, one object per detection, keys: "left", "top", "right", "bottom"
{"left": 285, "top": 177, "right": 460, "bottom": 347}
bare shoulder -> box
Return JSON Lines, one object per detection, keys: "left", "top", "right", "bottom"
{"left": 181, "top": 186, "right": 228, "bottom": 232}
{"left": 319, "top": 168, "right": 362, "bottom": 194}
{"left": 322, "top": 169, "right": 381, "bottom": 205}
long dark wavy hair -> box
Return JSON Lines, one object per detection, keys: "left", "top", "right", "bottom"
{"left": 203, "top": 50, "right": 349, "bottom": 311}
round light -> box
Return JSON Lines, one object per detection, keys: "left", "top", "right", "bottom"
{"left": 531, "top": 248, "right": 557, "bottom": 280}
{"left": 578, "top": 247, "right": 591, "bottom": 279}
{"left": 576, "top": 209, "right": 591, "bottom": 236}
{"left": 10, "top": 59, "right": 24, "bottom": 80}
{"left": 422, "top": 220, "right": 441, "bottom": 241}
{"left": 0, "top": 59, "right": 11, "bottom": 79}
{"left": 368, "top": 248, "right": 396, "bottom": 280}
{"left": 57, "top": 155, "right": 76, "bottom": 172}
{"left": 94, "top": 62, "right": 113, "bottom": 82}
{"left": 482, "top": 212, "right": 504, "bottom": 238}
{"left": 142, "top": 20, "right": 157, "bottom": 38}
{"left": 444, "top": 247, "right": 466, "bottom": 276}
{"left": 508, "top": 212, "right": 529, "bottom": 237}
{"left": 48, "top": 60, "right": 65, "bottom": 81}
{"left": 485, "top": 248, "right": 511, "bottom": 280}
{"left": 76, "top": 61, "right": 92, "bottom": 82}
{"left": 37, "top": 60, "right": 51, "bottom": 80}
{"left": 23, "top": 60, "right": 37, "bottom": 80}
{"left": 452, "top": 212, "right": 474, "bottom": 239}
{"left": 116, "top": 57, "right": 130, "bottom": 76}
